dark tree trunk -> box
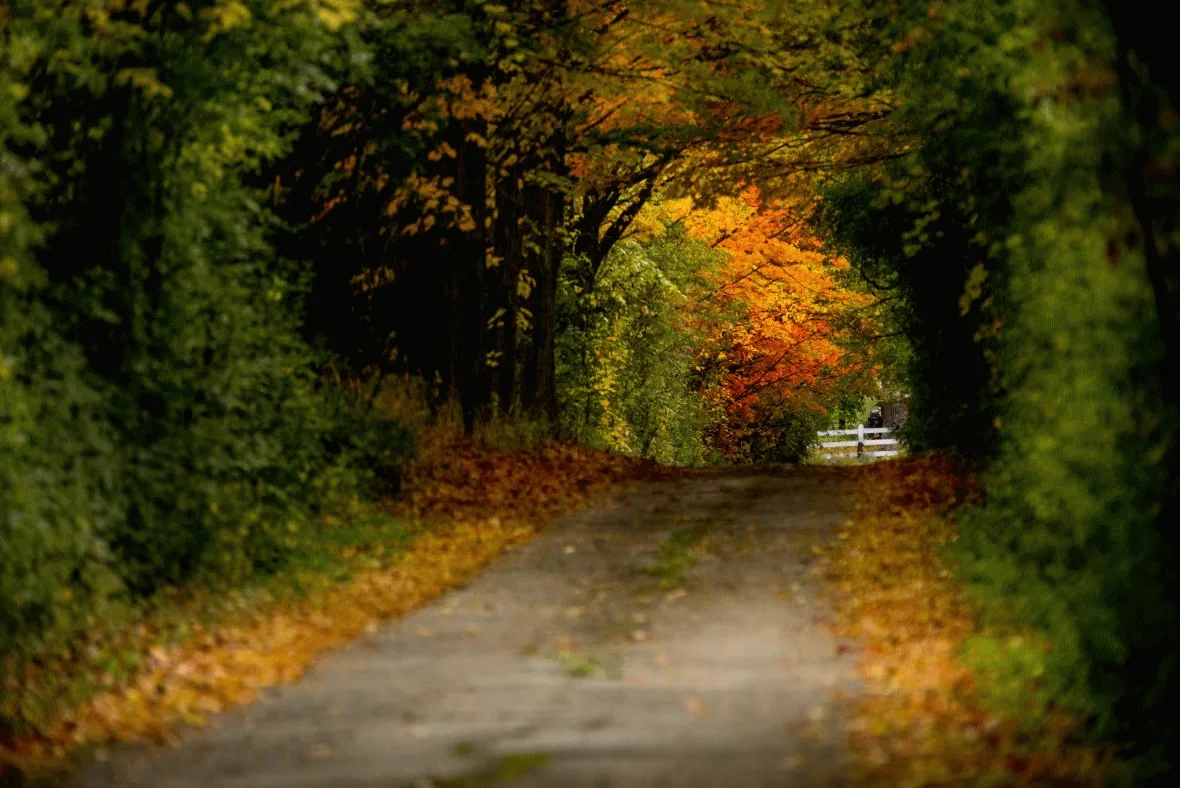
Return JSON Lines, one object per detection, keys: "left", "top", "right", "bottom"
{"left": 1105, "top": 3, "right": 1180, "bottom": 404}
{"left": 450, "top": 123, "right": 490, "bottom": 434}
{"left": 490, "top": 177, "right": 523, "bottom": 415}
{"left": 521, "top": 180, "right": 564, "bottom": 423}
{"left": 573, "top": 190, "right": 617, "bottom": 292}
{"left": 1103, "top": 4, "right": 1180, "bottom": 771}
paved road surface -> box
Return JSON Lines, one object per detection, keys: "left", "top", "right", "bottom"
{"left": 78, "top": 466, "right": 861, "bottom": 788}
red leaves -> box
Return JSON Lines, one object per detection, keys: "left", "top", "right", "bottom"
{"left": 678, "top": 187, "right": 875, "bottom": 457}
{"left": 399, "top": 438, "right": 666, "bottom": 529}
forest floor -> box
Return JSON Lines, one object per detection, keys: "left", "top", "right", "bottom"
{"left": 72, "top": 466, "right": 864, "bottom": 788}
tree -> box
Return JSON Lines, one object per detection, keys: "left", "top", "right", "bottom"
{"left": 679, "top": 187, "right": 877, "bottom": 458}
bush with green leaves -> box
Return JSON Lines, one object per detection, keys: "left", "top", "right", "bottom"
{"left": 821, "top": 0, "right": 1179, "bottom": 775}
{"left": 557, "top": 230, "right": 725, "bottom": 465}
{"left": 0, "top": 0, "right": 414, "bottom": 675}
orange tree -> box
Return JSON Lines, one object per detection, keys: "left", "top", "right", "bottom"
{"left": 556, "top": 185, "right": 886, "bottom": 464}
{"left": 681, "top": 188, "right": 880, "bottom": 460}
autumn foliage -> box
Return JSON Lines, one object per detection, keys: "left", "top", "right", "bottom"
{"left": 0, "top": 429, "right": 665, "bottom": 776}
{"left": 680, "top": 188, "right": 873, "bottom": 458}
{"left": 555, "top": 186, "right": 881, "bottom": 465}
{"left": 828, "top": 457, "right": 1110, "bottom": 786}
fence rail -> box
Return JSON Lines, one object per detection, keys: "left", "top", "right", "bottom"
{"left": 814, "top": 425, "right": 900, "bottom": 460}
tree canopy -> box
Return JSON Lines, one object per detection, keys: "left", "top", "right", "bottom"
{"left": 2, "top": 0, "right": 1178, "bottom": 779}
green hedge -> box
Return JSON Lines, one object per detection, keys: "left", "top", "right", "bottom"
{"left": 820, "top": 0, "right": 1179, "bottom": 777}
{"left": 0, "top": 1, "right": 411, "bottom": 674}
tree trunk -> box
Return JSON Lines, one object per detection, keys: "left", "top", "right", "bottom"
{"left": 450, "top": 123, "right": 490, "bottom": 434}
{"left": 490, "top": 177, "right": 522, "bottom": 416}
{"left": 521, "top": 181, "right": 564, "bottom": 424}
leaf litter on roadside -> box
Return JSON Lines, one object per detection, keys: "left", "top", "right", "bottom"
{"left": 1, "top": 437, "right": 668, "bottom": 775}
{"left": 826, "top": 456, "right": 1110, "bottom": 786}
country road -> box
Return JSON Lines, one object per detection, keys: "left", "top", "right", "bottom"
{"left": 78, "top": 466, "right": 863, "bottom": 788}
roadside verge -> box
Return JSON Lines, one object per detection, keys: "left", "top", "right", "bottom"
{"left": 1, "top": 439, "right": 666, "bottom": 780}
{"left": 826, "top": 456, "right": 1110, "bottom": 785}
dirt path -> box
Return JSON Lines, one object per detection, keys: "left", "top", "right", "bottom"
{"left": 78, "top": 466, "right": 862, "bottom": 788}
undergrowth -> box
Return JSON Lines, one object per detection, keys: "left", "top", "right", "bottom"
{"left": 0, "top": 376, "right": 664, "bottom": 779}
{"left": 828, "top": 455, "right": 1113, "bottom": 786}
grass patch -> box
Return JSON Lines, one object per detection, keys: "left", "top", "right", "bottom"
{"left": 494, "top": 752, "right": 554, "bottom": 780}
{"left": 429, "top": 751, "right": 555, "bottom": 787}
{"left": 554, "top": 649, "right": 606, "bottom": 678}
{"left": 646, "top": 527, "right": 709, "bottom": 589}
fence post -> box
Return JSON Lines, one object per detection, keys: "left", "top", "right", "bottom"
{"left": 857, "top": 423, "right": 864, "bottom": 459}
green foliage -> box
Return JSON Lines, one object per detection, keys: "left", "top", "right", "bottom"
{"left": 320, "top": 380, "right": 416, "bottom": 498}
{"left": 646, "top": 526, "right": 706, "bottom": 589}
{"left": 0, "top": 0, "right": 412, "bottom": 686}
{"left": 823, "top": 0, "right": 1180, "bottom": 775}
{"left": 753, "top": 405, "right": 832, "bottom": 464}
{"left": 557, "top": 229, "right": 724, "bottom": 465}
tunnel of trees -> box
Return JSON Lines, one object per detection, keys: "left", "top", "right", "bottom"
{"left": 2, "top": 0, "right": 1178, "bottom": 780}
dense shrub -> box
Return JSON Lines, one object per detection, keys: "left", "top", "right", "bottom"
{"left": 821, "top": 0, "right": 1180, "bottom": 776}
{"left": 557, "top": 231, "right": 723, "bottom": 465}
{"left": 0, "top": 1, "right": 409, "bottom": 667}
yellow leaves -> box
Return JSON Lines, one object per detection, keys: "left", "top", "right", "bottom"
{"left": 6, "top": 81, "right": 29, "bottom": 102}
{"left": 312, "top": 0, "right": 360, "bottom": 32}
{"left": 959, "top": 262, "right": 989, "bottom": 317}
{"left": 486, "top": 307, "right": 507, "bottom": 331}
{"left": 114, "top": 67, "right": 173, "bottom": 100}
{"left": 426, "top": 142, "right": 458, "bottom": 162}
{"left": 384, "top": 191, "right": 409, "bottom": 218}
{"left": 434, "top": 76, "right": 498, "bottom": 122}
{"left": 267, "top": 0, "right": 360, "bottom": 32}
{"left": 828, "top": 457, "right": 1109, "bottom": 786}
{"left": 201, "top": 0, "right": 252, "bottom": 39}
{"left": 515, "top": 269, "right": 536, "bottom": 300}
{"left": 391, "top": 174, "right": 478, "bottom": 237}
{"left": 0, "top": 256, "right": 19, "bottom": 282}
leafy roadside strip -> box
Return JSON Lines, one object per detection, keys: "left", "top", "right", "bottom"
{"left": 826, "top": 456, "right": 1110, "bottom": 786}
{"left": 1, "top": 440, "right": 664, "bottom": 777}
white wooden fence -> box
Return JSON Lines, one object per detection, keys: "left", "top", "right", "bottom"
{"left": 815, "top": 425, "right": 900, "bottom": 460}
